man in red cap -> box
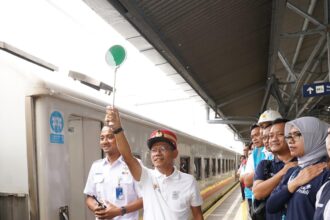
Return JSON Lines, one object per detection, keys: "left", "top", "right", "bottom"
{"left": 105, "top": 106, "right": 204, "bottom": 220}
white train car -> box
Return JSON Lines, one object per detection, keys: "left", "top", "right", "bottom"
{"left": 0, "top": 43, "right": 238, "bottom": 220}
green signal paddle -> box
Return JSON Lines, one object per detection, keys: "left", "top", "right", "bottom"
{"left": 105, "top": 45, "right": 127, "bottom": 106}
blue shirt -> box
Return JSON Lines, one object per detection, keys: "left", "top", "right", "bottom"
{"left": 254, "top": 158, "right": 296, "bottom": 220}
{"left": 245, "top": 187, "right": 253, "bottom": 200}
{"left": 242, "top": 163, "right": 253, "bottom": 199}
{"left": 253, "top": 146, "right": 266, "bottom": 170}
{"left": 266, "top": 163, "right": 330, "bottom": 220}
{"left": 314, "top": 176, "right": 330, "bottom": 220}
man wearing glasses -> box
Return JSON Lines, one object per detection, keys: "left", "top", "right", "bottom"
{"left": 105, "top": 106, "right": 204, "bottom": 220}
{"left": 252, "top": 118, "right": 297, "bottom": 220}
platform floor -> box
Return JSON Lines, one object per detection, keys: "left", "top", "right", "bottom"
{"left": 204, "top": 184, "right": 249, "bottom": 220}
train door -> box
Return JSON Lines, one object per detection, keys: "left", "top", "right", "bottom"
{"left": 204, "top": 158, "right": 210, "bottom": 178}
{"left": 211, "top": 158, "right": 216, "bottom": 176}
{"left": 180, "top": 156, "right": 190, "bottom": 173}
{"left": 68, "top": 116, "right": 102, "bottom": 220}
{"left": 194, "top": 157, "right": 201, "bottom": 180}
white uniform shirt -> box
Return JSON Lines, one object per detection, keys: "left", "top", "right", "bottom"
{"left": 245, "top": 154, "right": 255, "bottom": 173}
{"left": 262, "top": 147, "right": 274, "bottom": 160}
{"left": 138, "top": 166, "right": 203, "bottom": 220}
{"left": 245, "top": 146, "right": 266, "bottom": 173}
{"left": 84, "top": 156, "right": 141, "bottom": 220}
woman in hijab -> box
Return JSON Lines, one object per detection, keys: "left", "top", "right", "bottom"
{"left": 266, "top": 116, "right": 330, "bottom": 220}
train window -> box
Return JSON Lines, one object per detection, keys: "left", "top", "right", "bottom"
{"left": 180, "top": 156, "right": 190, "bottom": 174}
{"left": 222, "top": 159, "right": 225, "bottom": 173}
{"left": 204, "top": 158, "right": 210, "bottom": 178}
{"left": 217, "top": 159, "right": 221, "bottom": 174}
{"left": 226, "top": 159, "right": 229, "bottom": 172}
{"left": 194, "top": 157, "right": 201, "bottom": 180}
{"left": 212, "top": 158, "right": 216, "bottom": 176}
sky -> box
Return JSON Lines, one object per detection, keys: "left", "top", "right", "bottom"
{"left": 0, "top": 0, "right": 244, "bottom": 152}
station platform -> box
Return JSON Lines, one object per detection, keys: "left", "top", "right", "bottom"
{"left": 204, "top": 184, "right": 249, "bottom": 220}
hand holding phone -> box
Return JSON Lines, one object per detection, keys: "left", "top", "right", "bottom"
{"left": 92, "top": 195, "right": 107, "bottom": 209}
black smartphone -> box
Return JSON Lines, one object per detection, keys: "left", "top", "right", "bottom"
{"left": 92, "top": 195, "right": 107, "bottom": 209}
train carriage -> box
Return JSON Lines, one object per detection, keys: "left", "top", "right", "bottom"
{"left": 0, "top": 45, "right": 238, "bottom": 220}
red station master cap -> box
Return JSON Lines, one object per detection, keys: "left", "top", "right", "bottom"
{"left": 147, "top": 129, "right": 177, "bottom": 150}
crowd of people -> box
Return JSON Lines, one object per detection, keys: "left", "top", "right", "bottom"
{"left": 237, "top": 110, "right": 330, "bottom": 220}
{"left": 83, "top": 106, "right": 330, "bottom": 220}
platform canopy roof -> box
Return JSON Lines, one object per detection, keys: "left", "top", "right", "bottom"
{"left": 84, "top": 0, "right": 330, "bottom": 142}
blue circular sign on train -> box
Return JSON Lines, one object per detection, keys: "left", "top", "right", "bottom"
{"left": 50, "top": 111, "right": 64, "bottom": 133}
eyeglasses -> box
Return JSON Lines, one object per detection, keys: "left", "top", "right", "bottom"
{"left": 284, "top": 132, "right": 302, "bottom": 142}
{"left": 150, "top": 146, "right": 172, "bottom": 153}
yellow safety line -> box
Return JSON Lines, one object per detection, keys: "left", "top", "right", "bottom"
{"left": 203, "top": 183, "right": 240, "bottom": 219}
{"left": 200, "top": 176, "right": 234, "bottom": 195}
{"left": 242, "top": 200, "right": 248, "bottom": 220}
{"left": 233, "top": 199, "right": 248, "bottom": 220}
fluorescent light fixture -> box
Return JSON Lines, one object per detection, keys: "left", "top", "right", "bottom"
{"left": 69, "top": 70, "right": 113, "bottom": 95}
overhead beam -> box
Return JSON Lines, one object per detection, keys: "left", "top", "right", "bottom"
{"left": 282, "top": 0, "right": 318, "bottom": 97}
{"left": 288, "top": 0, "right": 330, "bottom": 117}
{"left": 108, "top": 0, "right": 242, "bottom": 137}
{"left": 217, "top": 84, "right": 265, "bottom": 108}
{"left": 278, "top": 51, "right": 297, "bottom": 81}
{"left": 266, "top": 0, "right": 286, "bottom": 78}
{"left": 207, "top": 119, "right": 257, "bottom": 125}
{"left": 260, "top": 75, "right": 274, "bottom": 113}
{"left": 0, "top": 41, "right": 58, "bottom": 71}
{"left": 262, "top": 0, "right": 286, "bottom": 112}
{"left": 287, "top": 2, "right": 326, "bottom": 28}
{"left": 300, "top": 44, "right": 328, "bottom": 94}
{"left": 270, "top": 77, "right": 287, "bottom": 115}
{"left": 287, "top": 34, "right": 326, "bottom": 116}
{"left": 280, "top": 27, "right": 324, "bottom": 38}
{"left": 291, "top": 0, "right": 318, "bottom": 68}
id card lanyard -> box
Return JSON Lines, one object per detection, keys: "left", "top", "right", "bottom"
{"left": 116, "top": 177, "right": 124, "bottom": 200}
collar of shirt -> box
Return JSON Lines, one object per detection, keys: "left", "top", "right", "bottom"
{"left": 101, "top": 155, "right": 124, "bottom": 167}
{"left": 273, "top": 156, "right": 281, "bottom": 164}
{"left": 274, "top": 156, "right": 297, "bottom": 164}
{"left": 154, "top": 166, "right": 181, "bottom": 181}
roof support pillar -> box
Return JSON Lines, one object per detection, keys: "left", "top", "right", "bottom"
{"left": 287, "top": 34, "right": 326, "bottom": 116}
{"left": 260, "top": 75, "right": 274, "bottom": 113}
{"left": 287, "top": 2, "right": 326, "bottom": 28}
{"left": 278, "top": 51, "right": 297, "bottom": 81}
{"left": 270, "top": 77, "right": 286, "bottom": 115}
{"left": 291, "top": 0, "right": 330, "bottom": 117}
{"left": 282, "top": 0, "right": 318, "bottom": 97}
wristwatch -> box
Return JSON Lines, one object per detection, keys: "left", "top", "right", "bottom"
{"left": 113, "top": 127, "right": 123, "bottom": 134}
{"left": 120, "top": 206, "right": 127, "bottom": 216}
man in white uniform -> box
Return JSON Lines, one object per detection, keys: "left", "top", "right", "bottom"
{"left": 84, "top": 126, "right": 143, "bottom": 220}
{"left": 105, "top": 106, "right": 204, "bottom": 220}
